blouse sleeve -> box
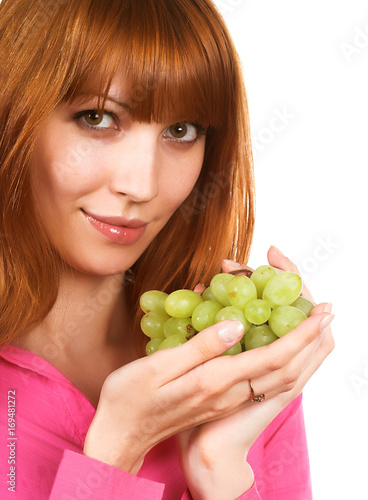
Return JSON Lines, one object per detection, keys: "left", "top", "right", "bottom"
{"left": 49, "top": 397, "right": 310, "bottom": 500}
{"left": 180, "top": 394, "right": 311, "bottom": 500}
{"left": 251, "top": 394, "right": 312, "bottom": 499}
{"left": 51, "top": 450, "right": 263, "bottom": 500}
{"left": 49, "top": 450, "right": 165, "bottom": 499}
{"left": 179, "top": 483, "right": 261, "bottom": 499}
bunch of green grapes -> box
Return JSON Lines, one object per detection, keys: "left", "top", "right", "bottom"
{"left": 140, "top": 265, "right": 314, "bottom": 356}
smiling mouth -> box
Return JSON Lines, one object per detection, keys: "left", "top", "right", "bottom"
{"left": 81, "top": 209, "right": 148, "bottom": 245}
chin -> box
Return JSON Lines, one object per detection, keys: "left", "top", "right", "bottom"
{"left": 59, "top": 250, "right": 135, "bottom": 278}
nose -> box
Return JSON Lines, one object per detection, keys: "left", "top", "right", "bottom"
{"left": 109, "top": 124, "right": 160, "bottom": 203}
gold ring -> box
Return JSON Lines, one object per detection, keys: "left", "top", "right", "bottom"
{"left": 249, "top": 380, "right": 266, "bottom": 403}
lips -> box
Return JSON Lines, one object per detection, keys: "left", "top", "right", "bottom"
{"left": 82, "top": 209, "right": 148, "bottom": 245}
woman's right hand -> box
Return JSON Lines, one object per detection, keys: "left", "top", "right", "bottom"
{"left": 83, "top": 304, "right": 333, "bottom": 476}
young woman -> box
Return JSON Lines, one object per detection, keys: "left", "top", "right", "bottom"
{"left": 0, "top": 0, "right": 334, "bottom": 498}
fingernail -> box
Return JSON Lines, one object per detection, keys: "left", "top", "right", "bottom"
{"left": 270, "top": 245, "right": 284, "bottom": 257}
{"left": 223, "top": 259, "right": 242, "bottom": 268}
{"left": 323, "top": 303, "right": 333, "bottom": 314}
{"left": 319, "top": 313, "right": 334, "bottom": 332}
{"left": 218, "top": 320, "right": 244, "bottom": 343}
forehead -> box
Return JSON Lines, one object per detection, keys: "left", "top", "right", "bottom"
{"left": 62, "top": 17, "right": 231, "bottom": 129}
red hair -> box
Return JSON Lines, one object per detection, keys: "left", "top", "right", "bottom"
{"left": 0, "top": 0, "right": 255, "bottom": 353}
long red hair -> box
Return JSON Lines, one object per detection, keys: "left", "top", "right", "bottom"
{"left": 0, "top": 0, "right": 255, "bottom": 353}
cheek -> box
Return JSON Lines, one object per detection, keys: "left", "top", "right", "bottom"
{"left": 160, "top": 147, "right": 205, "bottom": 211}
{"left": 31, "top": 134, "right": 103, "bottom": 202}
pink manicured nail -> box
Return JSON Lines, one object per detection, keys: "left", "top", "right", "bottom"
{"left": 218, "top": 320, "right": 244, "bottom": 343}
{"left": 319, "top": 313, "right": 334, "bottom": 332}
{"left": 223, "top": 259, "right": 242, "bottom": 268}
{"left": 270, "top": 245, "right": 284, "bottom": 257}
{"left": 323, "top": 303, "right": 333, "bottom": 314}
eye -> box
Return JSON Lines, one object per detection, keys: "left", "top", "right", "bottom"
{"left": 85, "top": 111, "right": 113, "bottom": 127}
{"left": 163, "top": 122, "right": 200, "bottom": 143}
{"left": 72, "top": 109, "right": 119, "bottom": 132}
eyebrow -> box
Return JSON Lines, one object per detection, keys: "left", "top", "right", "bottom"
{"left": 105, "top": 96, "right": 130, "bottom": 111}
{"left": 77, "top": 92, "right": 131, "bottom": 112}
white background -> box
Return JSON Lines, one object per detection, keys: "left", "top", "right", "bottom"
{"left": 1, "top": 0, "right": 366, "bottom": 496}
{"left": 216, "top": 0, "right": 367, "bottom": 498}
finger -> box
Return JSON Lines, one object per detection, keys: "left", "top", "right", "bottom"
{"left": 193, "top": 284, "right": 206, "bottom": 293}
{"left": 161, "top": 312, "right": 333, "bottom": 428}
{"left": 153, "top": 320, "right": 244, "bottom": 384}
{"left": 267, "top": 246, "right": 300, "bottom": 273}
{"left": 175, "top": 310, "right": 334, "bottom": 406}
{"left": 226, "top": 313, "right": 334, "bottom": 407}
{"left": 273, "top": 326, "right": 335, "bottom": 403}
{"left": 231, "top": 311, "right": 334, "bottom": 382}
{"left": 309, "top": 302, "right": 333, "bottom": 316}
{"left": 296, "top": 329, "right": 335, "bottom": 386}
{"left": 221, "top": 259, "right": 253, "bottom": 274}
{"left": 267, "top": 246, "right": 315, "bottom": 302}
{"left": 247, "top": 327, "right": 325, "bottom": 401}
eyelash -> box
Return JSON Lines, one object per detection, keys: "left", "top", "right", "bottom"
{"left": 72, "top": 109, "right": 119, "bottom": 133}
{"left": 71, "top": 109, "right": 209, "bottom": 144}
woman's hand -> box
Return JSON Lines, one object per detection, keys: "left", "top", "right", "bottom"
{"left": 176, "top": 246, "right": 335, "bottom": 499}
{"left": 83, "top": 245, "right": 334, "bottom": 498}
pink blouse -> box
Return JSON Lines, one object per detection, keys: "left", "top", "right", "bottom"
{"left": 0, "top": 345, "right": 312, "bottom": 499}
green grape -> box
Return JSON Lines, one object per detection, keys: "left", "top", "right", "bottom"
{"left": 268, "top": 306, "right": 307, "bottom": 337}
{"left": 210, "top": 273, "right": 234, "bottom": 306}
{"left": 163, "top": 317, "right": 196, "bottom": 338}
{"left": 202, "top": 286, "right": 216, "bottom": 301}
{"left": 221, "top": 341, "right": 242, "bottom": 356}
{"left": 244, "top": 324, "right": 278, "bottom": 350}
{"left": 140, "top": 290, "right": 169, "bottom": 314}
{"left": 141, "top": 311, "right": 170, "bottom": 338}
{"left": 262, "top": 272, "right": 302, "bottom": 308}
{"left": 192, "top": 300, "right": 223, "bottom": 332}
{"left": 244, "top": 299, "right": 271, "bottom": 325}
{"left": 164, "top": 290, "right": 203, "bottom": 318}
{"left": 250, "top": 265, "right": 277, "bottom": 298}
{"left": 215, "top": 306, "right": 251, "bottom": 333}
{"left": 146, "top": 337, "right": 163, "bottom": 355}
{"left": 226, "top": 275, "right": 257, "bottom": 309}
{"left": 291, "top": 296, "right": 314, "bottom": 317}
{"left": 157, "top": 333, "right": 187, "bottom": 350}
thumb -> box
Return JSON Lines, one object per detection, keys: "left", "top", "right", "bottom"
{"left": 267, "top": 246, "right": 300, "bottom": 274}
{"left": 154, "top": 320, "right": 244, "bottom": 381}
{"left": 222, "top": 259, "right": 253, "bottom": 275}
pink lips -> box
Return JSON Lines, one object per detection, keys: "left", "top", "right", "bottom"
{"left": 82, "top": 210, "right": 147, "bottom": 245}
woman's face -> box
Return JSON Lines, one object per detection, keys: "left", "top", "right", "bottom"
{"left": 30, "top": 75, "right": 206, "bottom": 276}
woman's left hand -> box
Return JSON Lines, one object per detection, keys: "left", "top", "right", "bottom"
{"left": 177, "top": 246, "right": 335, "bottom": 500}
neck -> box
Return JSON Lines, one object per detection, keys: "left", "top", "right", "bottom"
{"left": 12, "top": 268, "right": 133, "bottom": 360}
{"left": 11, "top": 268, "right": 140, "bottom": 408}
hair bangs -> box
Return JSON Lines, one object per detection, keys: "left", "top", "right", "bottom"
{"left": 63, "top": 0, "right": 232, "bottom": 129}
